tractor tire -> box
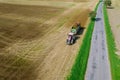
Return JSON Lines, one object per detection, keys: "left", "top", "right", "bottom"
{"left": 66, "top": 39, "right": 70, "bottom": 45}
{"left": 71, "top": 39, "right": 74, "bottom": 44}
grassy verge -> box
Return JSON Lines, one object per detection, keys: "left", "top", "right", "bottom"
{"left": 67, "top": 3, "right": 99, "bottom": 80}
{"left": 103, "top": 4, "right": 120, "bottom": 80}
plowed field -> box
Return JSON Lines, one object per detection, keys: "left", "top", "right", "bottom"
{"left": 0, "top": 0, "right": 98, "bottom": 80}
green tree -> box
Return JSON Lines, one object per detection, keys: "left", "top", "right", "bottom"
{"left": 89, "top": 11, "right": 96, "bottom": 21}
{"left": 105, "top": 0, "right": 112, "bottom": 6}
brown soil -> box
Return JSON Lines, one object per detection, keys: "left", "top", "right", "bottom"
{"left": 27, "top": 0, "right": 89, "bottom": 2}
{"left": 0, "top": 0, "right": 98, "bottom": 80}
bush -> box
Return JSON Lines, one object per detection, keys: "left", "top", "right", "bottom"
{"left": 105, "top": 0, "right": 112, "bottom": 6}
{"left": 89, "top": 11, "right": 96, "bottom": 21}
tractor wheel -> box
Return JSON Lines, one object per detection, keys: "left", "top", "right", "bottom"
{"left": 66, "top": 39, "right": 70, "bottom": 45}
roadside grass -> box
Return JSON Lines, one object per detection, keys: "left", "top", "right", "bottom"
{"left": 67, "top": 2, "right": 99, "bottom": 80}
{"left": 103, "top": 4, "right": 120, "bottom": 80}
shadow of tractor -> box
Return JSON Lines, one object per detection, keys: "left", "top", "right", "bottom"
{"left": 73, "top": 27, "right": 85, "bottom": 44}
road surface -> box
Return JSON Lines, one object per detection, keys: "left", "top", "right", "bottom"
{"left": 85, "top": 2, "right": 112, "bottom": 80}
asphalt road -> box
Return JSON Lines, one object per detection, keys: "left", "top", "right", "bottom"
{"left": 85, "top": 2, "right": 112, "bottom": 80}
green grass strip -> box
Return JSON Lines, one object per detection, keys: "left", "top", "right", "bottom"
{"left": 103, "top": 4, "right": 120, "bottom": 80}
{"left": 67, "top": 3, "right": 99, "bottom": 80}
